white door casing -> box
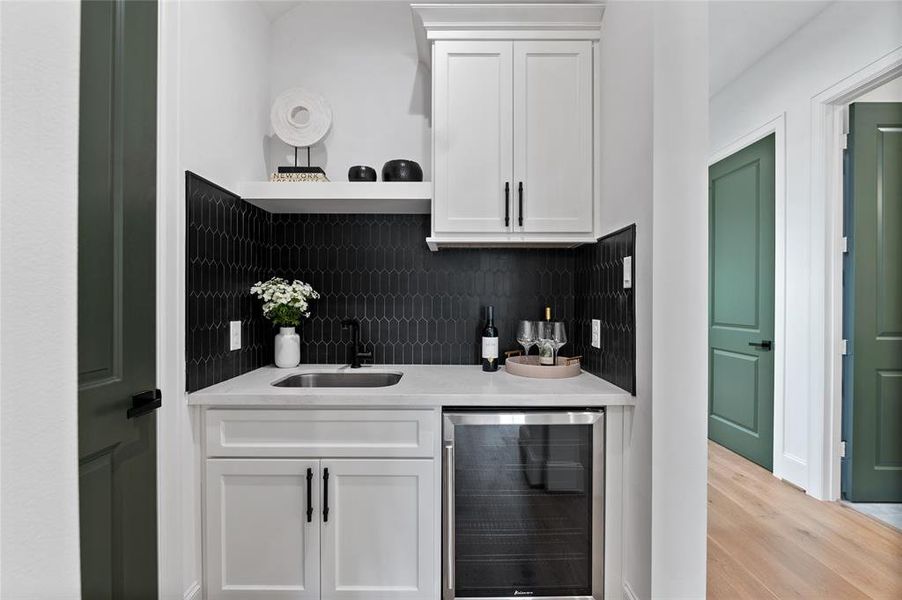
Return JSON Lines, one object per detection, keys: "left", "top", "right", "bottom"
{"left": 320, "top": 459, "right": 435, "bottom": 600}
{"left": 205, "top": 460, "right": 321, "bottom": 600}
{"left": 433, "top": 40, "right": 514, "bottom": 233}
{"left": 514, "top": 40, "right": 593, "bottom": 233}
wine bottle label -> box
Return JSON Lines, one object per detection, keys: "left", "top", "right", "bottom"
{"left": 482, "top": 337, "right": 498, "bottom": 360}
{"left": 539, "top": 341, "right": 554, "bottom": 365}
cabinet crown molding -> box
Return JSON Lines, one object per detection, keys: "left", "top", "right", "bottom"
{"left": 412, "top": 3, "right": 605, "bottom": 64}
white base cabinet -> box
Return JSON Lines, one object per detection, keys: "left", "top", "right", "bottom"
{"left": 206, "top": 460, "right": 321, "bottom": 600}
{"left": 321, "top": 460, "right": 434, "bottom": 599}
{"left": 203, "top": 409, "right": 437, "bottom": 600}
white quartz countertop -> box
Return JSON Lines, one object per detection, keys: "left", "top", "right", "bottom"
{"left": 187, "top": 364, "right": 635, "bottom": 407}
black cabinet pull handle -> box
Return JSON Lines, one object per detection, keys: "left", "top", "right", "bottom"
{"left": 306, "top": 468, "right": 313, "bottom": 523}
{"left": 748, "top": 340, "right": 773, "bottom": 351}
{"left": 323, "top": 467, "right": 330, "bottom": 522}
{"left": 518, "top": 181, "right": 524, "bottom": 227}
{"left": 504, "top": 182, "right": 510, "bottom": 227}
{"left": 127, "top": 388, "right": 161, "bottom": 419}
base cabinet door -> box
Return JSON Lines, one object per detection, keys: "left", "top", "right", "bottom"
{"left": 206, "top": 459, "right": 321, "bottom": 600}
{"left": 320, "top": 459, "right": 435, "bottom": 600}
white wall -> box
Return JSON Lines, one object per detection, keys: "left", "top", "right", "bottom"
{"left": 595, "top": 2, "right": 654, "bottom": 598}
{"left": 268, "top": 1, "right": 430, "bottom": 181}
{"left": 710, "top": 0, "right": 902, "bottom": 495}
{"left": 180, "top": 0, "right": 272, "bottom": 190}
{"left": 0, "top": 1, "right": 83, "bottom": 597}
{"left": 599, "top": 4, "right": 710, "bottom": 597}
{"left": 651, "top": 2, "right": 709, "bottom": 597}
{"left": 157, "top": 2, "right": 273, "bottom": 598}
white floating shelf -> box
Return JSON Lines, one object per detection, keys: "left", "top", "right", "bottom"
{"left": 238, "top": 181, "right": 432, "bottom": 214}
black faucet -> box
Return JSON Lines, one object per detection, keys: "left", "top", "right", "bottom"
{"left": 341, "top": 318, "right": 373, "bottom": 368}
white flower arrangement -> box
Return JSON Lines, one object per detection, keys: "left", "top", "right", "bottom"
{"left": 250, "top": 277, "right": 320, "bottom": 327}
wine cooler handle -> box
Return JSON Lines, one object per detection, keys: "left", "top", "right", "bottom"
{"left": 444, "top": 441, "right": 454, "bottom": 593}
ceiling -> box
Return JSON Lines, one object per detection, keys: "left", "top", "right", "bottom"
{"left": 256, "top": 0, "right": 303, "bottom": 22}
{"left": 256, "top": 0, "right": 833, "bottom": 97}
{"left": 709, "top": 1, "right": 833, "bottom": 96}
{"left": 255, "top": 0, "right": 603, "bottom": 22}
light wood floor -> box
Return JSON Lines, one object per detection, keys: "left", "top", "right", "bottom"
{"left": 707, "top": 441, "right": 902, "bottom": 599}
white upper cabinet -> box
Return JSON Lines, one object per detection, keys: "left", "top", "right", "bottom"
{"left": 433, "top": 41, "right": 513, "bottom": 233}
{"left": 514, "top": 41, "right": 593, "bottom": 233}
{"left": 415, "top": 3, "right": 604, "bottom": 249}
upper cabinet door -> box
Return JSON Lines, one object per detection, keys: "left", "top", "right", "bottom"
{"left": 433, "top": 41, "right": 514, "bottom": 233}
{"left": 205, "top": 459, "right": 321, "bottom": 600}
{"left": 320, "top": 459, "right": 435, "bottom": 600}
{"left": 513, "top": 41, "right": 593, "bottom": 233}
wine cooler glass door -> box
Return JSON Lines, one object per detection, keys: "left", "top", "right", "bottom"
{"left": 443, "top": 411, "right": 604, "bottom": 599}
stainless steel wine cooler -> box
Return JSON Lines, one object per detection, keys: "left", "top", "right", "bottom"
{"left": 442, "top": 410, "right": 605, "bottom": 600}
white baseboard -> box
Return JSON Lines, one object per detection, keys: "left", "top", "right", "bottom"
{"left": 623, "top": 580, "right": 640, "bottom": 600}
{"left": 183, "top": 581, "right": 201, "bottom": 600}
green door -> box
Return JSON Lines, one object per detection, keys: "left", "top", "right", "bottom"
{"left": 843, "top": 102, "right": 902, "bottom": 502}
{"left": 78, "top": 0, "right": 159, "bottom": 596}
{"left": 708, "top": 134, "right": 776, "bottom": 470}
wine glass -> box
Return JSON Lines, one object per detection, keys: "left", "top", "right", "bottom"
{"left": 516, "top": 320, "right": 538, "bottom": 357}
{"left": 550, "top": 322, "right": 568, "bottom": 364}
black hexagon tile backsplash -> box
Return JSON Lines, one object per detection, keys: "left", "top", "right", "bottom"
{"left": 185, "top": 172, "right": 272, "bottom": 392}
{"left": 573, "top": 225, "right": 636, "bottom": 393}
{"left": 271, "top": 213, "right": 576, "bottom": 367}
{"left": 185, "top": 171, "right": 635, "bottom": 394}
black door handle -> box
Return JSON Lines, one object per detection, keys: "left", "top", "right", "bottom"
{"left": 306, "top": 468, "right": 313, "bottom": 523}
{"left": 127, "top": 389, "right": 161, "bottom": 419}
{"left": 518, "top": 181, "right": 524, "bottom": 227}
{"left": 504, "top": 182, "right": 510, "bottom": 227}
{"left": 323, "top": 467, "right": 330, "bottom": 522}
{"left": 748, "top": 340, "right": 773, "bottom": 351}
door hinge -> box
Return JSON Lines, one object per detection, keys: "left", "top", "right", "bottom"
{"left": 842, "top": 133, "right": 849, "bottom": 150}
{"left": 840, "top": 236, "right": 848, "bottom": 253}
{"left": 840, "top": 441, "right": 847, "bottom": 458}
{"left": 841, "top": 339, "right": 849, "bottom": 355}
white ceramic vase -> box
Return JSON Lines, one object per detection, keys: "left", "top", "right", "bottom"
{"left": 274, "top": 326, "right": 300, "bottom": 368}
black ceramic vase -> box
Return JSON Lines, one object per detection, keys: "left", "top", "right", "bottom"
{"left": 348, "top": 165, "right": 377, "bottom": 182}
{"left": 381, "top": 159, "right": 423, "bottom": 182}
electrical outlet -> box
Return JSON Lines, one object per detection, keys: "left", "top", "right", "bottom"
{"left": 623, "top": 256, "right": 633, "bottom": 289}
{"left": 591, "top": 319, "right": 601, "bottom": 349}
{"left": 229, "top": 321, "right": 241, "bottom": 351}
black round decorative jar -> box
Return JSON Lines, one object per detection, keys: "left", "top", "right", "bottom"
{"left": 381, "top": 159, "right": 423, "bottom": 182}
{"left": 348, "top": 165, "right": 377, "bottom": 182}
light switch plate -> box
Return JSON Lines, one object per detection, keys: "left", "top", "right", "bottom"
{"left": 229, "top": 321, "right": 241, "bottom": 351}
{"left": 591, "top": 319, "right": 601, "bottom": 349}
{"left": 623, "top": 256, "right": 633, "bottom": 289}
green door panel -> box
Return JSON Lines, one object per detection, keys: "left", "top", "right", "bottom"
{"left": 711, "top": 349, "right": 760, "bottom": 433}
{"left": 845, "top": 102, "right": 902, "bottom": 502}
{"left": 708, "top": 134, "right": 775, "bottom": 471}
{"left": 78, "top": 0, "right": 159, "bottom": 596}
{"left": 711, "top": 164, "right": 761, "bottom": 329}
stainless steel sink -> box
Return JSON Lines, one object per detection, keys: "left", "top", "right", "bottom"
{"left": 272, "top": 371, "right": 403, "bottom": 388}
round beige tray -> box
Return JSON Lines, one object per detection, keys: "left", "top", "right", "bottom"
{"left": 504, "top": 353, "right": 582, "bottom": 379}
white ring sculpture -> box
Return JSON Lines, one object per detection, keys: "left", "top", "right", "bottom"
{"left": 270, "top": 88, "right": 332, "bottom": 148}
